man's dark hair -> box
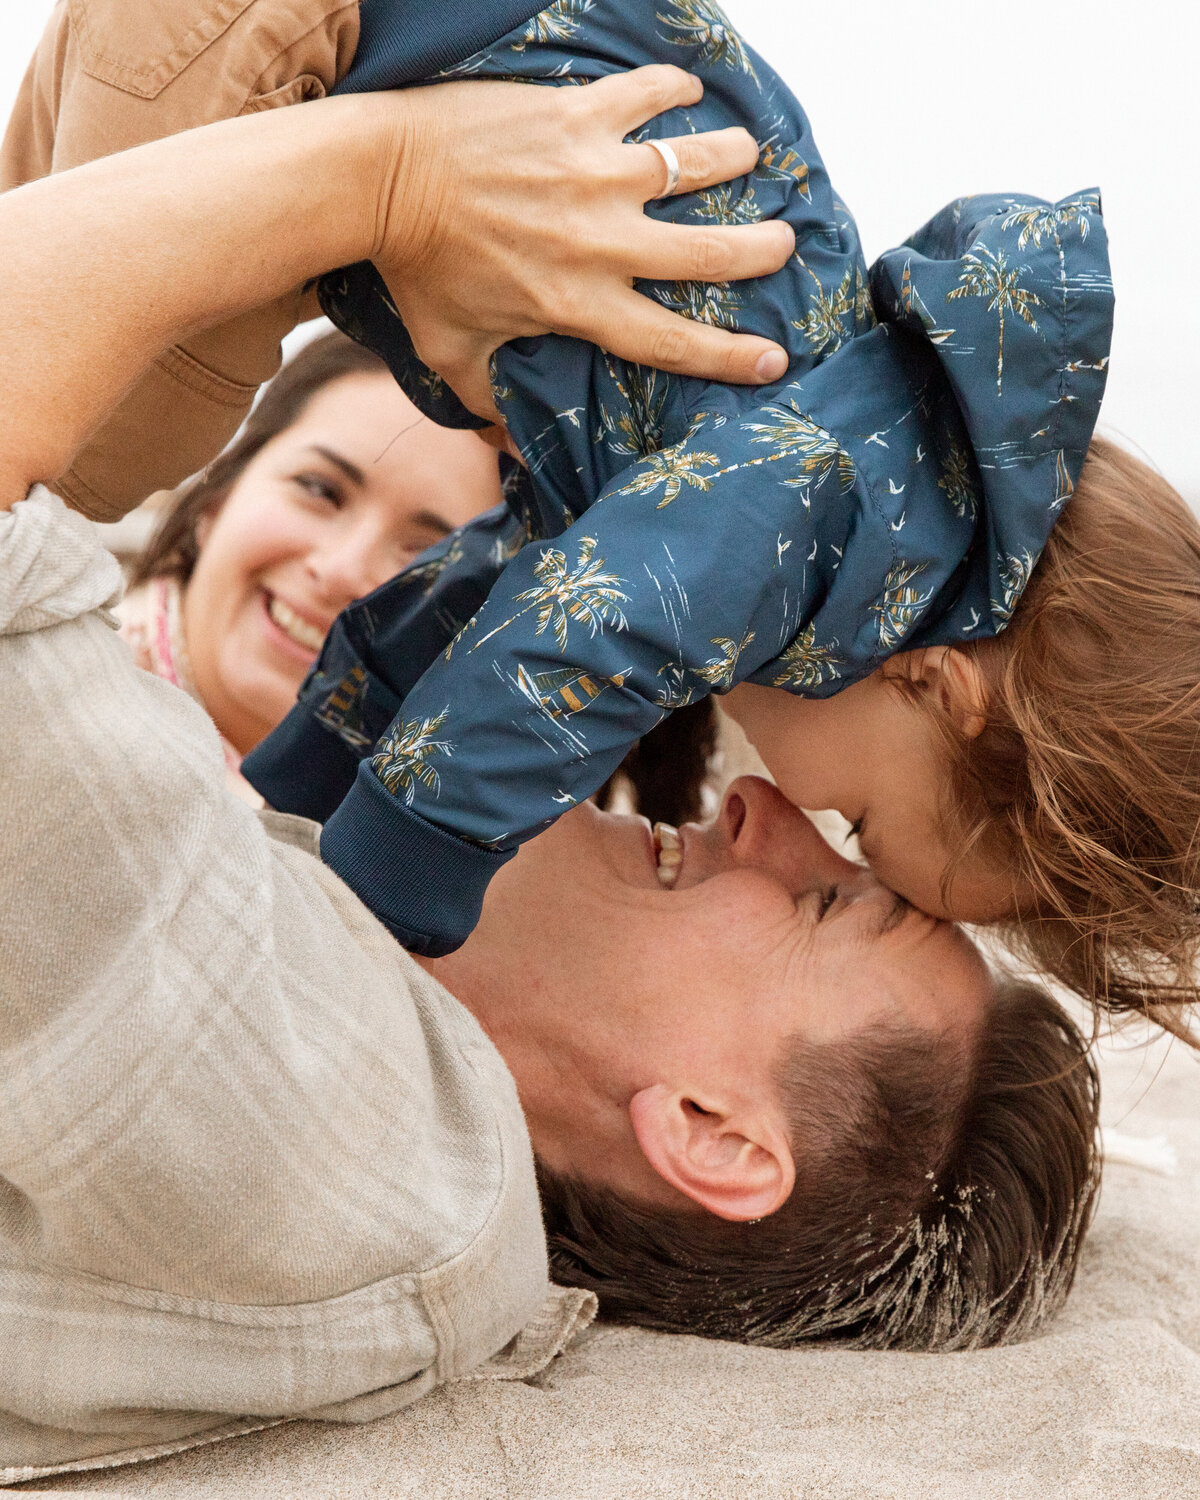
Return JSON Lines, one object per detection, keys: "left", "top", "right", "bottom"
{"left": 538, "top": 978, "right": 1100, "bottom": 1351}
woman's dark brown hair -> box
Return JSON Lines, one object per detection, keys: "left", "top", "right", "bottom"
{"left": 131, "top": 331, "right": 389, "bottom": 589}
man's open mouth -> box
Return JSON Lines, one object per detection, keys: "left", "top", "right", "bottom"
{"left": 653, "top": 822, "right": 681, "bottom": 888}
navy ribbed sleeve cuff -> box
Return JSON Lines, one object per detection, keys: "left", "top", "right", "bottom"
{"left": 320, "top": 763, "right": 516, "bottom": 956}
{"left": 242, "top": 705, "right": 365, "bottom": 824}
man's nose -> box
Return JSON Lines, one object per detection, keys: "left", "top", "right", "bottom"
{"left": 720, "top": 776, "right": 868, "bottom": 889}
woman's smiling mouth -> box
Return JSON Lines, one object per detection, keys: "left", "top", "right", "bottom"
{"left": 264, "top": 592, "right": 326, "bottom": 653}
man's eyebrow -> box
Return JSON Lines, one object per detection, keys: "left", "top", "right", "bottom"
{"left": 879, "top": 892, "right": 909, "bottom": 935}
{"left": 308, "top": 444, "right": 365, "bottom": 486}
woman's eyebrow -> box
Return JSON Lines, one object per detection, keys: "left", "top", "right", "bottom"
{"left": 308, "top": 444, "right": 365, "bottom": 486}
{"left": 305, "top": 444, "right": 454, "bottom": 536}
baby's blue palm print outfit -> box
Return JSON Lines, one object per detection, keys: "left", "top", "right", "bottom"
{"left": 243, "top": 0, "right": 1115, "bottom": 956}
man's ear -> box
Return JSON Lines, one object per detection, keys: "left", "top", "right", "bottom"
{"left": 890, "top": 646, "right": 989, "bottom": 740}
{"left": 628, "top": 1085, "right": 795, "bottom": 1222}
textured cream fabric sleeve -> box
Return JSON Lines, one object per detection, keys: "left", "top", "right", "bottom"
{"left": 0, "top": 489, "right": 570, "bottom": 1478}
{"left": 0, "top": 489, "right": 543, "bottom": 1311}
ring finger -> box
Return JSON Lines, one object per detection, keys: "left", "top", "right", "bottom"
{"left": 633, "top": 126, "right": 761, "bottom": 202}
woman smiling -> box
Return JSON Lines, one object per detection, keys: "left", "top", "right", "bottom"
{"left": 117, "top": 332, "right": 502, "bottom": 797}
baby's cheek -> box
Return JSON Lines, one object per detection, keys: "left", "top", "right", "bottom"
{"left": 944, "top": 862, "right": 1025, "bottom": 925}
{"left": 861, "top": 836, "right": 955, "bottom": 922}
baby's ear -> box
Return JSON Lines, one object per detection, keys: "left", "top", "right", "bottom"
{"left": 893, "top": 647, "right": 989, "bottom": 740}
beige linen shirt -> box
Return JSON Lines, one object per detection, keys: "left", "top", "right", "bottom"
{"left": 0, "top": 490, "right": 593, "bottom": 1485}
{"left": 0, "top": 0, "right": 359, "bottom": 520}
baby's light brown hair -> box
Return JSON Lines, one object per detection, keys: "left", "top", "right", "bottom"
{"left": 939, "top": 436, "right": 1200, "bottom": 1036}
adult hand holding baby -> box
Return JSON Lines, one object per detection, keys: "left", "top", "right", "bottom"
{"left": 368, "top": 65, "right": 795, "bottom": 420}
{"left": 0, "top": 73, "right": 790, "bottom": 511}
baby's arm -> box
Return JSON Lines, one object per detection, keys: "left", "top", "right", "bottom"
{"left": 246, "top": 501, "right": 527, "bottom": 819}
{"left": 311, "top": 385, "right": 889, "bottom": 955}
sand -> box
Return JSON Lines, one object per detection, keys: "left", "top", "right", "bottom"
{"left": 12, "top": 1017, "right": 1199, "bottom": 1500}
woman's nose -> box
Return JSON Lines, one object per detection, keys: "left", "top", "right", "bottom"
{"left": 306, "top": 527, "right": 397, "bottom": 607}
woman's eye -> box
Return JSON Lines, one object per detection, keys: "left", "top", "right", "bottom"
{"left": 845, "top": 819, "right": 864, "bottom": 842}
{"left": 406, "top": 530, "right": 451, "bottom": 557}
{"left": 293, "top": 472, "right": 342, "bottom": 505}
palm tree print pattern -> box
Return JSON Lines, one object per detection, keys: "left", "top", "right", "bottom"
{"left": 472, "top": 537, "right": 629, "bottom": 654}
{"left": 946, "top": 248, "right": 1044, "bottom": 395}
{"left": 1001, "top": 194, "right": 1096, "bottom": 253}
{"left": 652, "top": 279, "right": 744, "bottom": 331}
{"left": 691, "top": 182, "right": 763, "bottom": 225}
{"left": 615, "top": 442, "right": 722, "bottom": 507}
{"left": 871, "top": 561, "right": 933, "bottom": 649}
{"left": 991, "top": 550, "right": 1034, "bottom": 624}
{"left": 792, "top": 263, "right": 857, "bottom": 356}
{"left": 693, "top": 630, "right": 756, "bottom": 688}
{"left": 1000, "top": 192, "right": 1099, "bottom": 320}
{"left": 597, "top": 358, "right": 668, "bottom": 459}
{"left": 772, "top": 624, "right": 843, "bottom": 689}
{"left": 513, "top": 0, "right": 594, "bottom": 51}
{"left": 372, "top": 709, "right": 454, "bottom": 806}
{"left": 754, "top": 143, "right": 811, "bottom": 200}
{"left": 742, "top": 402, "right": 857, "bottom": 497}
{"left": 1052, "top": 449, "right": 1074, "bottom": 513}
{"left": 936, "top": 441, "right": 977, "bottom": 520}
{"left": 853, "top": 267, "right": 875, "bottom": 329}
{"left": 656, "top": 1, "right": 758, "bottom": 80}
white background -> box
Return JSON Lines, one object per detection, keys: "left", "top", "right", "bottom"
{"left": 3, "top": 0, "right": 1196, "bottom": 498}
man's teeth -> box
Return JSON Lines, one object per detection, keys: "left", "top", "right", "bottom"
{"left": 268, "top": 596, "right": 325, "bottom": 652}
{"left": 654, "top": 822, "right": 681, "bottom": 887}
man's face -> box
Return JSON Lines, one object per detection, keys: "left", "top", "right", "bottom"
{"left": 428, "top": 777, "right": 990, "bottom": 1193}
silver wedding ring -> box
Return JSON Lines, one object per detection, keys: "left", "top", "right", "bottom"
{"left": 646, "top": 138, "right": 681, "bottom": 199}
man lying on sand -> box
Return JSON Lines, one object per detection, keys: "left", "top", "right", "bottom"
{"left": 0, "top": 90, "right": 1100, "bottom": 1484}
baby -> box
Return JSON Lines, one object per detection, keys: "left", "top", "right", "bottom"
{"left": 249, "top": 4, "right": 1199, "bottom": 1025}
{"left": 245, "top": 8, "right": 1119, "bottom": 948}
{"left": 722, "top": 436, "right": 1200, "bottom": 1027}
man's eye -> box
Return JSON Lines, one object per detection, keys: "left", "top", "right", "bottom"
{"left": 818, "top": 887, "right": 837, "bottom": 919}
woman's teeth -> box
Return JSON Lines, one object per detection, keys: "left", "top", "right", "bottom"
{"left": 267, "top": 595, "right": 325, "bottom": 652}
{"left": 653, "top": 822, "right": 682, "bottom": 887}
